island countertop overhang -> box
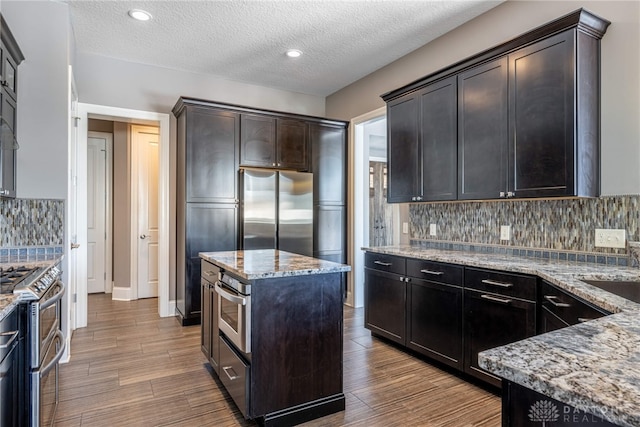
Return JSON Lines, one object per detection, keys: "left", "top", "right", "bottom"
{"left": 200, "top": 249, "right": 351, "bottom": 281}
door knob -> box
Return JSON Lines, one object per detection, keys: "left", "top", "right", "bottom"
{"left": 70, "top": 243, "right": 80, "bottom": 250}
{"left": 140, "top": 234, "right": 147, "bottom": 239}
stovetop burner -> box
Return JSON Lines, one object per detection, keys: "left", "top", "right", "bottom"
{"left": 0, "top": 266, "right": 39, "bottom": 294}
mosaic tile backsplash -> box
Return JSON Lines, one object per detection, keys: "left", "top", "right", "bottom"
{"left": 0, "top": 198, "right": 65, "bottom": 247}
{"left": 410, "top": 195, "right": 640, "bottom": 266}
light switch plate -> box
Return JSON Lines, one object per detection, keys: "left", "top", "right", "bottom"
{"left": 402, "top": 222, "right": 409, "bottom": 234}
{"left": 500, "top": 225, "right": 511, "bottom": 241}
{"left": 595, "top": 229, "right": 626, "bottom": 248}
{"left": 430, "top": 224, "right": 437, "bottom": 236}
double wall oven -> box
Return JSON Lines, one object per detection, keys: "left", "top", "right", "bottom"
{"left": 1, "top": 262, "right": 65, "bottom": 427}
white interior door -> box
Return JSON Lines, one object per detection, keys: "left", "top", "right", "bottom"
{"left": 87, "top": 133, "right": 108, "bottom": 294}
{"left": 133, "top": 125, "right": 159, "bottom": 299}
{"left": 67, "top": 68, "right": 79, "bottom": 341}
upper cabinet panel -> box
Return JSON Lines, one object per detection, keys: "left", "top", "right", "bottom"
{"left": 240, "top": 114, "right": 277, "bottom": 168}
{"left": 276, "top": 118, "right": 308, "bottom": 170}
{"left": 382, "top": 9, "right": 610, "bottom": 203}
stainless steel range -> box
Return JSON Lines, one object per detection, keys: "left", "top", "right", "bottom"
{"left": 1, "top": 263, "right": 65, "bottom": 427}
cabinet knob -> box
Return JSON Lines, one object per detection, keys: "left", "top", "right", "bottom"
{"left": 507, "top": 191, "right": 515, "bottom": 198}
{"left": 499, "top": 191, "right": 506, "bottom": 198}
{"left": 272, "top": 163, "right": 276, "bottom": 167}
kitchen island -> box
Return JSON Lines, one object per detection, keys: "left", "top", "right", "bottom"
{"left": 364, "top": 245, "right": 640, "bottom": 427}
{"left": 199, "top": 249, "right": 350, "bottom": 426}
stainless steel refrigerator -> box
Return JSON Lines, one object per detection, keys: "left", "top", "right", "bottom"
{"left": 241, "top": 168, "right": 313, "bottom": 256}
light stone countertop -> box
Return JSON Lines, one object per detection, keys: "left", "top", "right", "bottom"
{"left": 199, "top": 249, "right": 351, "bottom": 281}
{"left": 364, "top": 245, "right": 640, "bottom": 427}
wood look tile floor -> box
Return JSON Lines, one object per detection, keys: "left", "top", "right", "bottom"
{"left": 55, "top": 294, "right": 500, "bottom": 426}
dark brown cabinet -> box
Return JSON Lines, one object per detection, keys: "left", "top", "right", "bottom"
{"left": 174, "top": 100, "right": 240, "bottom": 325}
{"left": 364, "top": 253, "right": 407, "bottom": 345}
{"left": 406, "top": 260, "right": 463, "bottom": 370}
{"left": 0, "top": 15, "right": 24, "bottom": 199}
{"left": 458, "top": 57, "right": 508, "bottom": 200}
{"left": 310, "top": 123, "right": 347, "bottom": 265}
{"left": 383, "top": 9, "right": 610, "bottom": 202}
{"left": 240, "top": 115, "right": 309, "bottom": 170}
{"left": 463, "top": 268, "right": 537, "bottom": 388}
{"left": 539, "top": 280, "right": 609, "bottom": 334}
{"left": 201, "top": 260, "right": 220, "bottom": 374}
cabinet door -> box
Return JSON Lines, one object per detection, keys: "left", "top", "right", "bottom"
{"left": 364, "top": 268, "right": 406, "bottom": 345}
{"left": 277, "top": 118, "right": 308, "bottom": 170}
{"left": 313, "top": 205, "right": 345, "bottom": 261}
{"left": 509, "top": 31, "right": 575, "bottom": 198}
{"left": 200, "top": 279, "right": 211, "bottom": 359}
{"left": 408, "top": 279, "right": 463, "bottom": 370}
{"left": 310, "top": 123, "right": 346, "bottom": 205}
{"left": 458, "top": 57, "right": 508, "bottom": 200}
{"left": 420, "top": 76, "right": 457, "bottom": 201}
{"left": 1, "top": 41, "right": 18, "bottom": 101}
{"left": 464, "top": 289, "right": 536, "bottom": 387}
{"left": 0, "top": 89, "right": 16, "bottom": 198}
{"left": 240, "top": 114, "right": 276, "bottom": 167}
{"left": 387, "top": 94, "right": 420, "bottom": 203}
{"left": 185, "top": 107, "right": 239, "bottom": 203}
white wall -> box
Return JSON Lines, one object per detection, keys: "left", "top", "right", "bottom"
{"left": 75, "top": 52, "right": 325, "bottom": 117}
{"left": 3, "top": 1, "right": 71, "bottom": 199}
{"left": 326, "top": 0, "right": 640, "bottom": 195}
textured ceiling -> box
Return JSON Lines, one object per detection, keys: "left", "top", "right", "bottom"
{"left": 67, "top": 0, "right": 503, "bottom": 97}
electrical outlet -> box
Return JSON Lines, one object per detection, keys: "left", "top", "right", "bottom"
{"left": 500, "top": 225, "right": 511, "bottom": 241}
{"left": 595, "top": 229, "right": 626, "bottom": 248}
{"left": 430, "top": 224, "right": 437, "bottom": 236}
{"left": 402, "top": 222, "right": 409, "bottom": 234}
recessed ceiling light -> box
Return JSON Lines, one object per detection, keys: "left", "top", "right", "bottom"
{"left": 286, "top": 49, "right": 302, "bottom": 58}
{"left": 128, "top": 9, "right": 152, "bottom": 21}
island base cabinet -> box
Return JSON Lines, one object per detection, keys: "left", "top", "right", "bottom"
{"left": 408, "top": 279, "right": 463, "bottom": 370}
{"left": 464, "top": 289, "right": 536, "bottom": 388}
{"left": 502, "top": 381, "right": 619, "bottom": 427}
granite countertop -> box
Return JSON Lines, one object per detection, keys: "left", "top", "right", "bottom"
{"left": 365, "top": 245, "right": 640, "bottom": 427}
{"left": 0, "top": 256, "right": 63, "bottom": 322}
{"left": 200, "top": 249, "right": 351, "bottom": 281}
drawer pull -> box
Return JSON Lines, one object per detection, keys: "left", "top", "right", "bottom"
{"left": 222, "top": 366, "right": 239, "bottom": 381}
{"left": 420, "top": 269, "right": 444, "bottom": 276}
{"left": 204, "top": 270, "right": 216, "bottom": 277}
{"left": 481, "top": 279, "right": 513, "bottom": 288}
{"left": 578, "top": 317, "right": 593, "bottom": 323}
{"left": 481, "top": 294, "right": 512, "bottom": 304}
{"left": 374, "top": 261, "right": 392, "bottom": 267}
{"left": 544, "top": 295, "right": 571, "bottom": 308}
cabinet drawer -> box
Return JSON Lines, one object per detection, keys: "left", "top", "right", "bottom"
{"left": 540, "top": 280, "right": 609, "bottom": 326}
{"left": 201, "top": 259, "right": 219, "bottom": 281}
{"left": 219, "top": 335, "right": 250, "bottom": 418}
{"left": 365, "top": 253, "right": 406, "bottom": 275}
{"left": 465, "top": 267, "right": 536, "bottom": 301}
{"left": 406, "top": 259, "right": 462, "bottom": 286}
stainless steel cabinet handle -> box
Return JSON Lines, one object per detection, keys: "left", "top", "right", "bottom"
{"left": 481, "top": 279, "right": 513, "bottom": 288}
{"left": 222, "top": 366, "right": 239, "bottom": 380}
{"left": 480, "top": 294, "right": 512, "bottom": 304}
{"left": 374, "top": 261, "right": 392, "bottom": 267}
{"left": 420, "top": 269, "right": 444, "bottom": 276}
{"left": 140, "top": 234, "right": 147, "bottom": 239}
{"left": 578, "top": 317, "right": 593, "bottom": 323}
{"left": 544, "top": 295, "right": 571, "bottom": 308}
{"left": 0, "top": 330, "right": 19, "bottom": 349}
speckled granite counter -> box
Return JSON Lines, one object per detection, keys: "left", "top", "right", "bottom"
{"left": 365, "top": 245, "right": 640, "bottom": 427}
{"left": 0, "top": 255, "right": 63, "bottom": 321}
{"left": 200, "top": 249, "right": 351, "bottom": 281}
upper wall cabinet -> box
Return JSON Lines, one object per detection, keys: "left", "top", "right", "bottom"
{"left": 0, "top": 15, "right": 24, "bottom": 199}
{"left": 240, "top": 115, "right": 309, "bottom": 170}
{"left": 382, "top": 9, "right": 610, "bottom": 203}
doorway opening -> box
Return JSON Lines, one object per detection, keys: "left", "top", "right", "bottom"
{"left": 348, "top": 107, "right": 408, "bottom": 308}
{"left": 72, "top": 103, "right": 171, "bottom": 331}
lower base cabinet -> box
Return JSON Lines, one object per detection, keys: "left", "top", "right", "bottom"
{"left": 200, "top": 260, "right": 220, "bottom": 374}
{"left": 408, "top": 279, "right": 463, "bottom": 370}
{"left": 364, "top": 268, "right": 407, "bottom": 344}
{"left": 463, "top": 289, "right": 536, "bottom": 387}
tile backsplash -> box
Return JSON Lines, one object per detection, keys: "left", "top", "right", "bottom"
{"left": 410, "top": 195, "right": 639, "bottom": 266}
{"left": 0, "top": 198, "right": 65, "bottom": 248}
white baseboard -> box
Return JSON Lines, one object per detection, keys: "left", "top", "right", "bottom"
{"left": 166, "top": 299, "right": 177, "bottom": 317}
{"left": 112, "top": 286, "right": 133, "bottom": 301}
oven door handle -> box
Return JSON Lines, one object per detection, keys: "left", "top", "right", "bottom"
{"left": 40, "top": 331, "right": 66, "bottom": 378}
{"left": 0, "top": 330, "right": 19, "bottom": 350}
{"left": 39, "top": 280, "right": 66, "bottom": 310}
{"left": 214, "top": 282, "right": 247, "bottom": 306}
